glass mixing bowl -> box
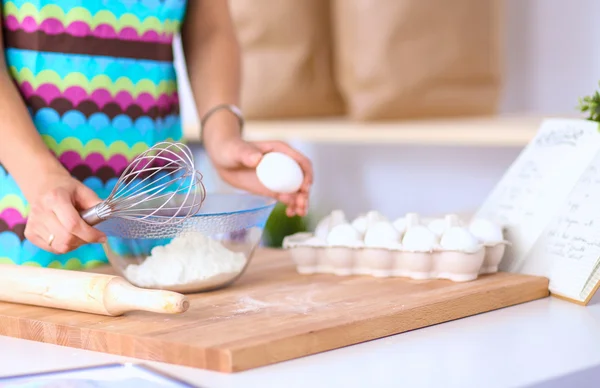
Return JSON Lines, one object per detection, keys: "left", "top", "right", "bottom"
{"left": 96, "top": 193, "right": 277, "bottom": 293}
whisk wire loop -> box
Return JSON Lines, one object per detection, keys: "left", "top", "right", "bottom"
{"left": 80, "top": 141, "right": 206, "bottom": 226}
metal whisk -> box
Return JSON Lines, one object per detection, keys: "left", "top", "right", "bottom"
{"left": 80, "top": 141, "right": 206, "bottom": 226}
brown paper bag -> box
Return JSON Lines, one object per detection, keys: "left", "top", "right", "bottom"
{"left": 331, "top": 0, "right": 503, "bottom": 120}
{"left": 228, "top": 0, "right": 344, "bottom": 119}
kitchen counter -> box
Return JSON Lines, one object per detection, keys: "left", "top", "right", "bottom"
{"left": 1, "top": 295, "right": 600, "bottom": 388}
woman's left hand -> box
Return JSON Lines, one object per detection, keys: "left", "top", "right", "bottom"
{"left": 205, "top": 137, "right": 313, "bottom": 217}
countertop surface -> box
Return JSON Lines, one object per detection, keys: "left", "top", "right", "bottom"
{"left": 1, "top": 295, "right": 600, "bottom": 388}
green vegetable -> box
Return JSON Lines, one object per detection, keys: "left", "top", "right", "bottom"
{"left": 262, "top": 202, "right": 309, "bottom": 248}
{"left": 577, "top": 82, "right": 600, "bottom": 122}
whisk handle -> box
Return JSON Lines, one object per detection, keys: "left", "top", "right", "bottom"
{"left": 80, "top": 206, "right": 103, "bottom": 226}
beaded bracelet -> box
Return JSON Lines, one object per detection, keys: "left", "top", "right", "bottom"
{"left": 200, "top": 103, "right": 245, "bottom": 138}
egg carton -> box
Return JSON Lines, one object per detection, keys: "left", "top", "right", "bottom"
{"left": 283, "top": 235, "right": 507, "bottom": 282}
{"left": 282, "top": 211, "right": 510, "bottom": 282}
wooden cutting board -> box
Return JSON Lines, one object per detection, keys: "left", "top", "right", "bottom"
{"left": 0, "top": 248, "right": 549, "bottom": 373}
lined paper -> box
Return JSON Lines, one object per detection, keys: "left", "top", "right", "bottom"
{"left": 475, "top": 119, "right": 600, "bottom": 274}
{"left": 539, "top": 153, "right": 600, "bottom": 300}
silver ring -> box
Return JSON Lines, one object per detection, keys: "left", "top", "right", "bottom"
{"left": 47, "top": 234, "right": 55, "bottom": 247}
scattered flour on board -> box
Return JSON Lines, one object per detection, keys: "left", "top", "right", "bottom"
{"left": 124, "top": 232, "right": 246, "bottom": 288}
{"left": 230, "top": 285, "right": 336, "bottom": 315}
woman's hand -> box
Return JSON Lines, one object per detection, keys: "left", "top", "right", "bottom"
{"left": 24, "top": 172, "right": 107, "bottom": 254}
{"left": 181, "top": 0, "right": 313, "bottom": 216}
{"left": 205, "top": 136, "right": 313, "bottom": 217}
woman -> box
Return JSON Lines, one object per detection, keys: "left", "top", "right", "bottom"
{"left": 0, "top": 0, "right": 312, "bottom": 268}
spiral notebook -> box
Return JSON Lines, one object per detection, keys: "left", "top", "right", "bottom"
{"left": 475, "top": 118, "right": 600, "bottom": 305}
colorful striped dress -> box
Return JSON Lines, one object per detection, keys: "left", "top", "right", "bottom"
{"left": 0, "top": 0, "right": 187, "bottom": 269}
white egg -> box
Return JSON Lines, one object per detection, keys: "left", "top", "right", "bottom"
{"left": 365, "top": 210, "right": 388, "bottom": 223}
{"left": 364, "top": 221, "right": 401, "bottom": 248}
{"left": 427, "top": 218, "right": 447, "bottom": 236}
{"left": 256, "top": 152, "right": 304, "bottom": 193}
{"left": 315, "top": 210, "right": 347, "bottom": 240}
{"left": 392, "top": 217, "right": 407, "bottom": 234}
{"left": 404, "top": 212, "right": 421, "bottom": 227}
{"left": 440, "top": 227, "right": 481, "bottom": 253}
{"left": 468, "top": 218, "right": 504, "bottom": 243}
{"left": 402, "top": 225, "right": 438, "bottom": 252}
{"left": 304, "top": 236, "right": 326, "bottom": 247}
{"left": 329, "top": 210, "right": 348, "bottom": 225}
{"left": 351, "top": 210, "right": 388, "bottom": 235}
{"left": 326, "top": 223, "right": 363, "bottom": 247}
{"left": 351, "top": 214, "right": 368, "bottom": 235}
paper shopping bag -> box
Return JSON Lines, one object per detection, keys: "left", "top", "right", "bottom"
{"left": 229, "top": 0, "right": 344, "bottom": 118}
{"left": 331, "top": 0, "right": 503, "bottom": 120}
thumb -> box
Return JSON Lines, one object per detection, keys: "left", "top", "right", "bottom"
{"left": 74, "top": 184, "right": 103, "bottom": 210}
{"left": 235, "top": 141, "right": 263, "bottom": 168}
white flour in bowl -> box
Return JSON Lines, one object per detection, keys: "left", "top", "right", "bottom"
{"left": 124, "top": 232, "right": 247, "bottom": 288}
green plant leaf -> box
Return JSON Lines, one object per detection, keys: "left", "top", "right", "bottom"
{"left": 578, "top": 83, "right": 600, "bottom": 122}
{"left": 262, "top": 202, "right": 309, "bottom": 248}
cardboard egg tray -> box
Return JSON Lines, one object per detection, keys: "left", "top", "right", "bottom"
{"left": 282, "top": 233, "right": 508, "bottom": 282}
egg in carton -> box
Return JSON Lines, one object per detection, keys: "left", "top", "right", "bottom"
{"left": 282, "top": 210, "right": 510, "bottom": 282}
{"left": 467, "top": 218, "right": 508, "bottom": 274}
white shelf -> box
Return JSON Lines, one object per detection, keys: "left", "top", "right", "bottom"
{"left": 182, "top": 114, "right": 577, "bottom": 147}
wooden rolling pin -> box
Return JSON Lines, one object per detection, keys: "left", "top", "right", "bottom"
{"left": 0, "top": 264, "right": 189, "bottom": 316}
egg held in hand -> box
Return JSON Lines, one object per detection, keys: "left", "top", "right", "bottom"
{"left": 256, "top": 152, "right": 304, "bottom": 193}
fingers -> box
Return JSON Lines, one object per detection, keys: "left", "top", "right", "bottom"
{"left": 237, "top": 142, "right": 263, "bottom": 168}
{"left": 24, "top": 212, "right": 53, "bottom": 252}
{"left": 276, "top": 192, "right": 309, "bottom": 218}
{"left": 212, "top": 138, "right": 261, "bottom": 169}
{"left": 24, "top": 184, "right": 106, "bottom": 254}
{"left": 53, "top": 195, "right": 106, "bottom": 244}
{"left": 212, "top": 139, "right": 313, "bottom": 218}
{"left": 275, "top": 193, "right": 296, "bottom": 217}
{"left": 24, "top": 205, "right": 82, "bottom": 254}
{"left": 294, "top": 191, "right": 309, "bottom": 217}
{"left": 74, "top": 184, "right": 103, "bottom": 210}
{"left": 290, "top": 194, "right": 310, "bottom": 217}
{"left": 223, "top": 139, "right": 262, "bottom": 168}
{"left": 44, "top": 211, "right": 85, "bottom": 254}
{"left": 71, "top": 185, "right": 107, "bottom": 241}
{"left": 219, "top": 169, "right": 308, "bottom": 217}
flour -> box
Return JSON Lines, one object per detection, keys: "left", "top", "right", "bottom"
{"left": 231, "top": 289, "right": 329, "bottom": 315}
{"left": 124, "top": 232, "right": 247, "bottom": 288}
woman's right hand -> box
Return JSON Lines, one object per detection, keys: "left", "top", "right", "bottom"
{"left": 24, "top": 173, "right": 107, "bottom": 254}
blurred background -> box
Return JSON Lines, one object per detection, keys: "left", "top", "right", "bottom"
{"left": 176, "top": 0, "right": 600, "bottom": 244}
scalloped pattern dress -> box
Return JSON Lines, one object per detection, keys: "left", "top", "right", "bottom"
{"left": 0, "top": 0, "right": 187, "bottom": 269}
